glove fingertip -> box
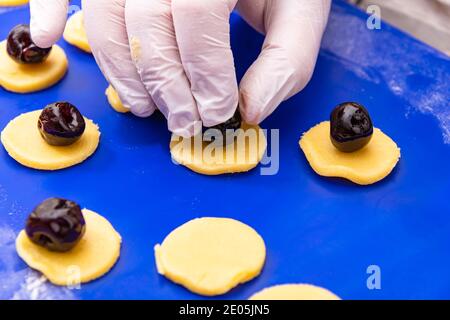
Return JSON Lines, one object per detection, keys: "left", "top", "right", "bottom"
{"left": 239, "top": 89, "right": 263, "bottom": 125}
{"left": 30, "top": 26, "right": 60, "bottom": 48}
{"left": 29, "top": 0, "right": 69, "bottom": 48}
{"left": 117, "top": 89, "right": 157, "bottom": 118}
{"left": 127, "top": 99, "right": 157, "bottom": 118}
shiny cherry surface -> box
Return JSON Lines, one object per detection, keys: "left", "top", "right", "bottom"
{"left": 38, "top": 102, "right": 86, "bottom": 146}
{"left": 25, "top": 198, "right": 86, "bottom": 252}
{"left": 330, "top": 102, "right": 373, "bottom": 152}
{"left": 6, "top": 24, "right": 52, "bottom": 64}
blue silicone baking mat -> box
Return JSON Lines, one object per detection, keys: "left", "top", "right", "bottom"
{"left": 1, "top": 0, "right": 450, "bottom": 299}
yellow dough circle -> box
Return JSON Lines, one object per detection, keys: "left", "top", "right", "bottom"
{"left": 0, "top": 0, "right": 28, "bottom": 6}
{"left": 249, "top": 284, "right": 341, "bottom": 300}
{"left": 0, "top": 41, "right": 68, "bottom": 93}
{"left": 63, "top": 11, "right": 92, "bottom": 53}
{"left": 16, "top": 209, "right": 122, "bottom": 286}
{"left": 105, "top": 85, "right": 130, "bottom": 113}
{"left": 299, "top": 121, "right": 400, "bottom": 185}
{"left": 154, "top": 217, "right": 266, "bottom": 296}
{"left": 1, "top": 110, "right": 100, "bottom": 170}
{"left": 170, "top": 124, "right": 267, "bottom": 175}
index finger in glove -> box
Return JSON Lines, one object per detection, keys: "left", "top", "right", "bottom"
{"left": 30, "top": 0, "right": 69, "bottom": 48}
{"left": 171, "top": 0, "right": 239, "bottom": 127}
{"left": 239, "top": 0, "right": 331, "bottom": 124}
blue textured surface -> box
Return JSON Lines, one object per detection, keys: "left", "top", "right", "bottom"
{"left": 1, "top": 1, "right": 450, "bottom": 300}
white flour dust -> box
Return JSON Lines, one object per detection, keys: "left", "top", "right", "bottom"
{"left": 321, "top": 4, "right": 450, "bottom": 143}
{"left": 0, "top": 225, "right": 75, "bottom": 300}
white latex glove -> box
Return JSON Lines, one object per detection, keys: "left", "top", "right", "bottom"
{"left": 236, "top": 0, "right": 331, "bottom": 124}
{"left": 30, "top": 0, "right": 330, "bottom": 137}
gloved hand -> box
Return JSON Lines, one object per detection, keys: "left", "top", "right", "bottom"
{"left": 30, "top": 0, "right": 330, "bottom": 137}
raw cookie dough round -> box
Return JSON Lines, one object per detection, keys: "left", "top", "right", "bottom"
{"left": 299, "top": 121, "right": 400, "bottom": 185}
{"left": 0, "top": 0, "right": 28, "bottom": 6}
{"left": 1, "top": 110, "right": 100, "bottom": 170}
{"left": 170, "top": 124, "right": 267, "bottom": 175}
{"left": 16, "top": 209, "right": 121, "bottom": 286}
{"left": 154, "top": 217, "right": 266, "bottom": 296}
{"left": 105, "top": 85, "right": 130, "bottom": 113}
{"left": 250, "top": 284, "right": 341, "bottom": 300}
{"left": 0, "top": 41, "right": 68, "bottom": 93}
{"left": 63, "top": 11, "right": 91, "bottom": 53}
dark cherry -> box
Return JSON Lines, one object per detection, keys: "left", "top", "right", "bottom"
{"left": 330, "top": 102, "right": 373, "bottom": 152}
{"left": 6, "top": 24, "right": 52, "bottom": 64}
{"left": 203, "top": 109, "right": 242, "bottom": 144}
{"left": 38, "top": 102, "right": 86, "bottom": 146}
{"left": 25, "top": 198, "right": 86, "bottom": 252}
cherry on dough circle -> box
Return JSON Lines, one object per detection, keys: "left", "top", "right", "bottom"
{"left": 16, "top": 209, "right": 121, "bottom": 286}
{"left": 299, "top": 121, "right": 400, "bottom": 185}
{"left": 0, "top": 41, "right": 68, "bottom": 93}
{"left": 1, "top": 110, "right": 100, "bottom": 170}
{"left": 170, "top": 124, "right": 267, "bottom": 175}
